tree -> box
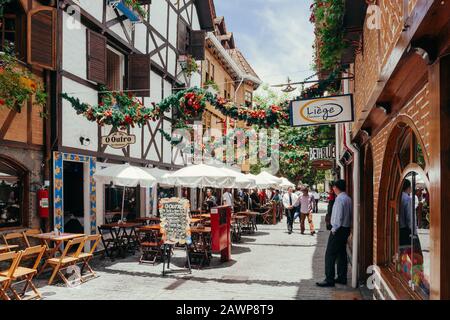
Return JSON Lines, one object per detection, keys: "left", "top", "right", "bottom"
{"left": 251, "top": 85, "right": 334, "bottom": 187}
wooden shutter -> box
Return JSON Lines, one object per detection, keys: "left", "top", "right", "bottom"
{"left": 27, "top": 6, "right": 56, "bottom": 70}
{"left": 86, "top": 30, "right": 107, "bottom": 84}
{"left": 188, "top": 30, "right": 206, "bottom": 60}
{"left": 177, "top": 19, "right": 189, "bottom": 55}
{"left": 128, "top": 54, "right": 150, "bottom": 97}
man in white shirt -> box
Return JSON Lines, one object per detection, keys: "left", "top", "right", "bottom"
{"left": 312, "top": 189, "right": 320, "bottom": 213}
{"left": 282, "top": 187, "right": 299, "bottom": 234}
{"left": 222, "top": 189, "right": 233, "bottom": 208}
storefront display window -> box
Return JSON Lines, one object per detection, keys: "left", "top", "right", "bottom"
{"left": 105, "top": 186, "right": 139, "bottom": 222}
{"left": 386, "top": 125, "right": 430, "bottom": 299}
{"left": 0, "top": 158, "right": 25, "bottom": 229}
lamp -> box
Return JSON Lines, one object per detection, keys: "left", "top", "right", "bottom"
{"left": 79, "top": 136, "right": 91, "bottom": 146}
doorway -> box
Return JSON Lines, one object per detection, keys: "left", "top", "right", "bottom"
{"left": 63, "top": 161, "right": 84, "bottom": 234}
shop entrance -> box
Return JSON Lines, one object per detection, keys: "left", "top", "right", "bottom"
{"left": 63, "top": 161, "right": 84, "bottom": 234}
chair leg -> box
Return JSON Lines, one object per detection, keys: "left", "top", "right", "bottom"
{"left": 48, "top": 264, "right": 60, "bottom": 285}
{"left": 7, "top": 285, "right": 21, "bottom": 300}
{"left": 25, "top": 275, "right": 42, "bottom": 300}
{"left": 0, "top": 286, "right": 10, "bottom": 301}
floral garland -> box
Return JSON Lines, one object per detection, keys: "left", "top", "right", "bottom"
{"left": 62, "top": 87, "right": 289, "bottom": 130}
{"left": 0, "top": 49, "right": 46, "bottom": 114}
{"left": 62, "top": 89, "right": 155, "bottom": 129}
{"left": 310, "top": 0, "right": 346, "bottom": 72}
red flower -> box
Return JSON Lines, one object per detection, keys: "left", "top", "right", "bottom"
{"left": 0, "top": 98, "right": 5, "bottom": 105}
{"left": 103, "top": 109, "right": 113, "bottom": 117}
{"left": 124, "top": 115, "right": 133, "bottom": 125}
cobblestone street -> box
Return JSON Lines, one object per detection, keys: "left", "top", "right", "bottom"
{"left": 34, "top": 205, "right": 364, "bottom": 300}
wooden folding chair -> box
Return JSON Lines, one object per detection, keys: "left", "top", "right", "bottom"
{"left": 261, "top": 207, "right": 273, "bottom": 225}
{"left": 70, "top": 235, "right": 101, "bottom": 282}
{"left": 137, "top": 229, "right": 163, "bottom": 265}
{"left": 2, "top": 232, "right": 27, "bottom": 251}
{"left": 2, "top": 245, "right": 46, "bottom": 300}
{"left": 46, "top": 237, "right": 86, "bottom": 286}
{"left": 0, "top": 251, "right": 22, "bottom": 300}
{"left": 23, "top": 229, "right": 43, "bottom": 247}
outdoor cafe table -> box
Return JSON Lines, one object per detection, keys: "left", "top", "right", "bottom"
{"left": 28, "top": 232, "right": 85, "bottom": 273}
{"left": 0, "top": 244, "right": 19, "bottom": 253}
{"left": 236, "top": 211, "right": 259, "bottom": 232}
{"left": 101, "top": 222, "right": 141, "bottom": 255}
{"left": 134, "top": 217, "right": 161, "bottom": 225}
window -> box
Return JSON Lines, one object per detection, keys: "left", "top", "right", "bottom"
{"left": 0, "top": 157, "right": 26, "bottom": 229}
{"left": 245, "top": 90, "right": 253, "bottom": 106}
{"left": 205, "top": 59, "right": 210, "bottom": 82}
{"left": 386, "top": 125, "right": 430, "bottom": 299}
{"left": 0, "top": 2, "right": 26, "bottom": 61}
{"left": 106, "top": 47, "right": 124, "bottom": 91}
{"left": 104, "top": 186, "right": 139, "bottom": 222}
{"left": 224, "top": 80, "right": 232, "bottom": 100}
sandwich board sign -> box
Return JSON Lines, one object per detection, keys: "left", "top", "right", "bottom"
{"left": 290, "top": 94, "right": 354, "bottom": 127}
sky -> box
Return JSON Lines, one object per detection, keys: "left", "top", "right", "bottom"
{"left": 214, "top": 0, "right": 315, "bottom": 96}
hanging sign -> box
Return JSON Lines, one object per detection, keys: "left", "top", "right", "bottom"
{"left": 309, "top": 145, "right": 336, "bottom": 161}
{"left": 101, "top": 131, "right": 136, "bottom": 149}
{"left": 290, "top": 94, "right": 354, "bottom": 127}
{"left": 159, "top": 198, "right": 192, "bottom": 245}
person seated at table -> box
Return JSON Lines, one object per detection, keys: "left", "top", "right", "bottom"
{"left": 258, "top": 189, "right": 267, "bottom": 205}
{"left": 222, "top": 188, "right": 233, "bottom": 207}
{"left": 271, "top": 190, "right": 281, "bottom": 202}
{"left": 250, "top": 189, "right": 261, "bottom": 211}
{"left": 203, "top": 189, "right": 217, "bottom": 211}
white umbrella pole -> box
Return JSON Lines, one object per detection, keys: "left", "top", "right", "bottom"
{"left": 121, "top": 187, "right": 126, "bottom": 221}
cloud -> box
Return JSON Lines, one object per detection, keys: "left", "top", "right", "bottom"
{"left": 215, "top": 0, "right": 315, "bottom": 95}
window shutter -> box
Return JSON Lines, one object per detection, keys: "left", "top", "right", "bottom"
{"left": 128, "top": 54, "right": 151, "bottom": 97}
{"left": 177, "top": 19, "right": 189, "bottom": 55}
{"left": 188, "top": 30, "right": 206, "bottom": 60}
{"left": 27, "top": 6, "right": 56, "bottom": 70}
{"left": 86, "top": 30, "right": 107, "bottom": 84}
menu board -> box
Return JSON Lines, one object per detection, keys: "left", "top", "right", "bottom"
{"left": 159, "top": 198, "right": 191, "bottom": 245}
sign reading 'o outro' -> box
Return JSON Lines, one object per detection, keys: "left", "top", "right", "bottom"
{"left": 290, "top": 94, "right": 354, "bottom": 127}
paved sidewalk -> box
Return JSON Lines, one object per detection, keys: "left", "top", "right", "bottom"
{"left": 35, "top": 204, "right": 363, "bottom": 300}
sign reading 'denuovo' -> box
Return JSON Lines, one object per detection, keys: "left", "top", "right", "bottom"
{"left": 309, "top": 145, "right": 336, "bottom": 161}
{"left": 101, "top": 131, "right": 136, "bottom": 149}
{"left": 290, "top": 94, "right": 354, "bottom": 127}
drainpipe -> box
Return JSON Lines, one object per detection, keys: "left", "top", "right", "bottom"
{"left": 343, "top": 124, "right": 360, "bottom": 289}
{"left": 335, "top": 124, "right": 345, "bottom": 179}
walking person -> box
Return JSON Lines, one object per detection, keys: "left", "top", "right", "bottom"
{"left": 282, "top": 187, "right": 298, "bottom": 234}
{"left": 298, "top": 187, "right": 316, "bottom": 235}
{"left": 317, "top": 180, "right": 352, "bottom": 287}
{"left": 312, "top": 189, "right": 320, "bottom": 213}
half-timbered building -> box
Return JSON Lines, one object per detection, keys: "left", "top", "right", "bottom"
{"left": 50, "top": 0, "right": 213, "bottom": 235}
{"left": 0, "top": 0, "right": 56, "bottom": 233}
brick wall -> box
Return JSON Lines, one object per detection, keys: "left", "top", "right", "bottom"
{"left": 370, "top": 82, "right": 430, "bottom": 262}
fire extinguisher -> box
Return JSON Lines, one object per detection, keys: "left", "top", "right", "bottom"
{"left": 37, "top": 187, "right": 49, "bottom": 219}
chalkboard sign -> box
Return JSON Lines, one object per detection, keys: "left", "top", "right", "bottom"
{"left": 159, "top": 198, "right": 192, "bottom": 245}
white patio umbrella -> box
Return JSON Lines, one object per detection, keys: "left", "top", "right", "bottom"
{"left": 249, "top": 173, "right": 278, "bottom": 189}
{"left": 163, "top": 164, "right": 236, "bottom": 188}
{"left": 257, "top": 171, "right": 283, "bottom": 185}
{"left": 94, "top": 163, "right": 157, "bottom": 221}
{"left": 163, "top": 164, "right": 236, "bottom": 210}
{"left": 144, "top": 167, "right": 173, "bottom": 187}
{"left": 219, "top": 167, "right": 256, "bottom": 189}
{"left": 280, "top": 177, "right": 295, "bottom": 190}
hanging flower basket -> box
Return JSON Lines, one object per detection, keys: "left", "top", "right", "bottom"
{"left": 0, "top": 49, "right": 46, "bottom": 114}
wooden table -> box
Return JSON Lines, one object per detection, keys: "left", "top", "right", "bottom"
{"left": 200, "top": 214, "right": 211, "bottom": 219}
{"left": 101, "top": 222, "right": 141, "bottom": 255}
{"left": 0, "top": 244, "right": 19, "bottom": 253}
{"left": 134, "top": 217, "right": 161, "bottom": 225}
{"left": 29, "top": 232, "right": 85, "bottom": 273}
{"left": 190, "top": 218, "right": 204, "bottom": 225}
{"left": 236, "top": 211, "right": 259, "bottom": 232}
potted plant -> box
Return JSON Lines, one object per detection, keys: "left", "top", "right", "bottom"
{"left": 0, "top": 48, "right": 46, "bottom": 114}
{"left": 179, "top": 55, "right": 199, "bottom": 78}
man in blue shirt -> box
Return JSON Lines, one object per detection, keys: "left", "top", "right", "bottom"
{"left": 317, "top": 180, "right": 352, "bottom": 287}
